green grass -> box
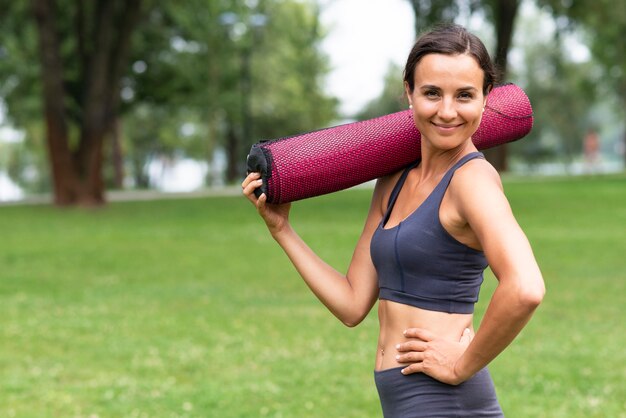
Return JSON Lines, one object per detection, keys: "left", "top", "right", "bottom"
{"left": 1, "top": 174, "right": 625, "bottom": 417}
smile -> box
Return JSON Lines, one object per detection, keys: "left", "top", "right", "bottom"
{"left": 431, "top": 122, "right": 463, "bottom": 130}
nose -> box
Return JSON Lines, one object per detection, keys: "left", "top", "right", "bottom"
{"left": 437, "top": 96, "right": 457, "bottom": 121}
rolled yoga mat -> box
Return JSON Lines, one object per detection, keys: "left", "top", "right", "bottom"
{"left": 247, "top": 83, "right": 533, "bottom": 204}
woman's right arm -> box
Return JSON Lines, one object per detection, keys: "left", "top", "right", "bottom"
{"left": 242, "top": 172, "right": 388, "bottom": 327}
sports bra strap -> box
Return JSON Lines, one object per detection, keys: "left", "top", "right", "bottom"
{"left": 448, "top": 152, "right": 484, "bottom": 175}
{"left": 382, "top": 160, "right": 420, "bottom": 225}
{"left": 438, "top": 152, "right": 485, "bottom": 192}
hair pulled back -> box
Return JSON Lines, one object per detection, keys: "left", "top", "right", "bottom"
{"left": 403, "top": 23, "right": 497, "bottom": 96}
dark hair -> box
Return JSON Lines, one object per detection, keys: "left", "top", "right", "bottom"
{"left": 403, "top": 23, "right": 497, "bottom": 96}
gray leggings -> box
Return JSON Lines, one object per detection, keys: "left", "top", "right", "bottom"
{"left": 374, "top": 366, "right": 504, "bottom": 417}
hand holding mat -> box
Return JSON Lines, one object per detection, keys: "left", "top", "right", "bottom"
{"left": 247, "top": 83, "right": 532, "bottom": 204}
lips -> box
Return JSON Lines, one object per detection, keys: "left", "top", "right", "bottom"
{"left": 431, "top": 122, "right": 463, "bottom": 131}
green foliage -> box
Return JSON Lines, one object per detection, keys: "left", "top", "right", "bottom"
{"left": 131, "top": 0, "right": 338, "bottom": 184}
{"left": 252, "top": 1, "right": 339, "bottom": 139}
{"left": 0, "top": 1, "right": 41, "bottom": 127}
{"left": 508, "top": 18, "right": 601, "bottom": 166}
{"left": 537, "top": 0, "right": 626, "bottom": 97}
{"left": 1, "top": 175, "right": 625, "bottom": 416}
{"left": 0, "top": 0, "right": 338, "bottom": 191}
{"left": 122, "top": 0, "right": 339, "bottom": 182}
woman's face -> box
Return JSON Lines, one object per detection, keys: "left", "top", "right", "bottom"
{"left": 405, "top": 53, "right": 487, "bottom": 151}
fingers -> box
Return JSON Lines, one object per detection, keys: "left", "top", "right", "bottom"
{"left": 401, "top": 362, "right": 425, "bottom": 375}
{"left": 395, "top": 328, "right": 471, "bottom": 382}
{"left": 256, "top": 191, "right": 267, "bottom": 210}
{"left": 395, "top": 328, "right": 429, "bottom": 367}
{"left": 241, "top": 171, "right": 260, "bottom": 188}
{"left": 242, "top": 172, "right": 263, "bottom": 202}
{"left": 395, "top": 339, "right": 428, "bottom": 373}
{"left": 395, "top": 350, "right": 425, "bottom": 364}
{"left": 396, "top": 340, "right": 427, "bottom": 353}
{"left": 403, "top": 327, "right": 435, "bottom": 341}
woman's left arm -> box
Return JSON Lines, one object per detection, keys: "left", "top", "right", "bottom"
{"left": 398, "top": 161, "right": 545, "bottom": 384}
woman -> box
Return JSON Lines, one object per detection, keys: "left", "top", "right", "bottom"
{"left": 242, "top": 24, "right": 544, "bottom": 417}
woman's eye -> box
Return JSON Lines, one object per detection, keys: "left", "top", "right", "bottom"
{"left": 458, "top": 92, "right": 473, "bottom": 100}
{"left": 424, "top": 90, "right": 439, "bottom": 98}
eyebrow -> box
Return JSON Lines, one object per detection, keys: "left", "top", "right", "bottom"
{"left": 419, "top": 85, "right": 479, "bottom": 92}
{"left": 457, "top": 86, "right": 479, "bottom": 92}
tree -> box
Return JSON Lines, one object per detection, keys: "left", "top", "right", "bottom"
{"left": 104, "top": 0, "right": 338, "bottom": 186}
{"left": 509, "top": 22, "right": 599, "bottom": 171}
{"left": 0, "top": 0, "right": 217, "bottom": 196}
{"left": 218, "top": 0, "right": 339, "bottom": 181}
{"left": 536, "top": 0, "right": 626, "bottom": 167}
{"left": 117, "top": 2, "right": 225, "bottom": 188}
{"left": 0, "top": 0, "right": 338, "bottom": 201}
{"left": 32, "top": 0, "right": 143, "bottom": 206}
{"left": 479, "top": 0, "right": 521, "bottom": 171}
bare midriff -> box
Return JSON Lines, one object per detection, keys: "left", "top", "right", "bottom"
{"left": 375, "top": 299, "right": 474, "bottom": 371}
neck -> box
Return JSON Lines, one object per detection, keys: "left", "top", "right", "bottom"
{"left": 419, "top": 140, "right": 477, "bottom": 178}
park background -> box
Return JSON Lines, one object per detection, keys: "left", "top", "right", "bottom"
{"left": 1, "top": 0, "right": 625, "bottom": 417}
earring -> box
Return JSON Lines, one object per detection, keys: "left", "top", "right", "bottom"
{"left": 409, "top": 104, "right": 413, "bottom": 109}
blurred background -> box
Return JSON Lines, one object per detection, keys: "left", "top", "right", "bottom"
{"left": 0, "top": 0, "right": 624, "bottom": 206}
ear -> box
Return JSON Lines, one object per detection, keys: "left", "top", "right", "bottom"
{"left": 404, "top": 81, "right": 413, "bottom": 107}
{"left": 482, "top": 86, "right": 491, "bottom": 109}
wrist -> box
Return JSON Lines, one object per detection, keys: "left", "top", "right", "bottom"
{"left": 270, "top": 222, "right": 293, "bottom": 241}
{"left": 452, "top": 357, "right": 473, "bottom": 384}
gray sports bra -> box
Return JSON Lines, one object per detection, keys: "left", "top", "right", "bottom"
{"left": 370, "top": 152, "right": 488, "bottom": 314}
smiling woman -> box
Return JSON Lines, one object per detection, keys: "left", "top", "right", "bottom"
{"left": 243, "top": 23, "right": 544, "bottom": 418}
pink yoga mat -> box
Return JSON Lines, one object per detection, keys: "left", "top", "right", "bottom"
{"left": 247, "top": 83, "right": 532, "bottom": 204}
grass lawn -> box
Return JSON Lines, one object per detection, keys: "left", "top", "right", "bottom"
{"left": 1, "top": 174, "right": 625, "bottom": 417}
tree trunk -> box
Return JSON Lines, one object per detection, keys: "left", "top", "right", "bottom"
{"left": 32, "top": 0, "right": 80, "bottom": 205}
{"left": 74, "top": 0, "right": 117, "bottom": 205}
{"left": 33, "top": 0, "right": 142, "bottom": 206}
{"left": 483, "top": 0, "right": 520, "bottom": 172}
{"left": 74, "top": 131, "right": 106, "bottom": 205}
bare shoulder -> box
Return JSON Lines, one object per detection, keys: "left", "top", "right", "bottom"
{"left": 453, "top": 157, "right": 502, "bottom": 191}
{"left": 448, "top": 156, "right": 511, "bottom": 221}
{"left": 449, "top": 157, "right": 504, "bottom": 201}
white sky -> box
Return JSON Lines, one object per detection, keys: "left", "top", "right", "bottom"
{"left": 319, "top": 0, "right": 415, "bottom": 116}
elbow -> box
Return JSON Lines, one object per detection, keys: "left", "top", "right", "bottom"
{"left": 518, "top": 278, "right": 545, "bottom": 310}
{"left": 341, "top": 315, "right": 366, "bottom": 328}
{"left": 342, "top": 320, "right": 360, "bottom": 328}
{"left": 340, "top": 310, "right": 369, "bottom": 328}
{"left": 333, "top": 293, "right": 375, "bottom": 327}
